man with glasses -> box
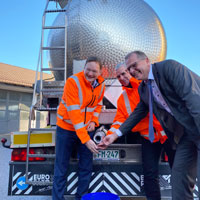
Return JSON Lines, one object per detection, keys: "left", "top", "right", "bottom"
{"left": 53, "top": 56, "right": 105, "bottom": 200}
{"left": 99, "top": 50, "right": 200, "bottom": 200}
{"left": 106, "top": 62, "right": 175, "bottom": 200}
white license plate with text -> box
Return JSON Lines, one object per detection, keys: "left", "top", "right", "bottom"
{"left": 94, "top": 150, "right": 119, "bottom": 160}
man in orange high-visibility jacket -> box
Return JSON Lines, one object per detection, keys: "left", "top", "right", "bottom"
{"left": 105, "top": 62, "right": 175, "bottom": 200}
{"left": 53, "top": 57, "right": 105, "bottom": 200}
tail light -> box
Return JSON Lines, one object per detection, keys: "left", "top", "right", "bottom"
{"left": 161, "top": 152, "right": 168, "bottom": 162}
{"left": 34, "top": 148, "right": 46, "bottom": 161}
{"left": 164, "top": 153, "right": 168, "bottom": 162}
{"left": 11, "top": 148, "right": 46, "bottom": 162}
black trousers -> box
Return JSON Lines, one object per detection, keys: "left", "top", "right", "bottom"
{"left": 142, "top": 138, "right": 175, "bottom": 200}
{"left": 171, "top": 134, "right": 200, "bottom": 200}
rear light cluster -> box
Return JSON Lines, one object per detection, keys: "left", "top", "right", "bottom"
{"left": 161, "top": 152, "right": 169, "bottom": 162}
{"left": 11, "top": 148, "right": 47, "bottom": 162}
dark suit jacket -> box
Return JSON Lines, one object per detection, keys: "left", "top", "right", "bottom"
{"left": 119, "top": 59, "right": 200, "bottom": 144}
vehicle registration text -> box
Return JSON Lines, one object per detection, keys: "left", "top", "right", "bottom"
{"left": 94, "top": 150, "right": 119, "bottom": 160}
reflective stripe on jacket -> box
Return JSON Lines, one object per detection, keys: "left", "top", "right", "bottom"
{"left": 57, "top": 71, "right": 105, "bottom": 144}
{"left": 107, "top": 77, "right": 167, "bottom": 143}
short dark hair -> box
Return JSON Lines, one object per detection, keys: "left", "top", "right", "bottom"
{"left": 85, "top": 56, "right": 102, "bottom": 70}
{"left": 125, "top": 50, "right": 148, "bottom": 61}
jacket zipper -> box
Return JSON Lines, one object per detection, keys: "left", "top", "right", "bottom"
{"left": 90, "top": 95, "right": 96, "bottom": 106}
{"left": 84, "top": 80, "right": 105, "bottom": 124}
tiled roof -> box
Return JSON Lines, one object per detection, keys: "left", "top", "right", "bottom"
{"left": 0, "top": 63, "right": 54, "bottom": 87}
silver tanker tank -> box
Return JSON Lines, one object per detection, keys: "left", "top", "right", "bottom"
{"left": 47, "top": 0, "right": 167, "bottom": 80}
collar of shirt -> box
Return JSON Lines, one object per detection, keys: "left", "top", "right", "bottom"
{"left": 92, "top": 79, "right": 99, "bottom": 88}
{"left": 144, "top": 64, "right": 153, "bottom": 84}
{"left": 148, "top": 64, "right": 154, "bottom": 80}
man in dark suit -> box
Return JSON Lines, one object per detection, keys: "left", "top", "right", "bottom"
{"left": 99, "top": 51, "right": 200, "bottom": 200}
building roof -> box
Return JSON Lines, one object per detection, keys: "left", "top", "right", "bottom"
{"left": 0, "top": 63, "right": 54, "bottom": 87}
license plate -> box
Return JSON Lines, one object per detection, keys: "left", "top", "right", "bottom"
{"left": 94, "top": 150, "right": 119, "bottom": 160}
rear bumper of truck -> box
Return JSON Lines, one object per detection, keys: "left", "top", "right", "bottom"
{"left": 8, "top": 161, "right": 177, "bottom": 198}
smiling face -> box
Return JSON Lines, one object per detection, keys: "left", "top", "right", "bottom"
{"left": 84, "top": 61, "right": 101, "bottom": 83}
{"left": 125, "top": 53, "right": 150, "bottom": 80}
{"left": 116, "top": 64, "right": 132, "bottom": 87}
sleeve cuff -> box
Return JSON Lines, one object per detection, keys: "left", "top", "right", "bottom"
{"left": 116, "top": 129, "right": 123, "bottom": 137}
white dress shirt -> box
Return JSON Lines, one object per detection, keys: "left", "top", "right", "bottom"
{"left": 148, "top": 65, "right": 172, "bottom": 115}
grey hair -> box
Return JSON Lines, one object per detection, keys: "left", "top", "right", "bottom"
{"left": 125, "top": 50, "right": 148, "bottom": 61}
{"left": 115, "top": 62, "right": 126, "bottom": 71}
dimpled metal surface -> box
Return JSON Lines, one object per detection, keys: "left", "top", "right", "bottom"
{"left": 48, "top": 0, "right": 167, "bottom": 80}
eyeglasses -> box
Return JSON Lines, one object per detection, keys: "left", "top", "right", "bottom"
{"left": 127, "top": 60, "right": 143, "bottom": 71}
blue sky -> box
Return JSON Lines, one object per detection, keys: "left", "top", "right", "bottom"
{"left": 0, "top": 0, "right": 200, "bottom": 75}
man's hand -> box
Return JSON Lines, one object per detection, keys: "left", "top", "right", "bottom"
{"left": 97, "top": 142, "right": 107, "bottom": 150}
{"left": 85, "top": 139, "right": 99, "bottom": 154}
{"left": 87, "top": 121, "right": 95, "bottom": 132}
{"left": 97, "top": 133, "right": 119, "bottom": 149}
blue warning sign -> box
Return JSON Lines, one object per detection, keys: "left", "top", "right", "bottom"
{"left": 16, "top": 176, "right": 29, "bottom": 190}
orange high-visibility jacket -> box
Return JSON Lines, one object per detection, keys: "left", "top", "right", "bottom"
{"left": 107, "top": 77, "right": 167, "bottom": 143}
{"left": 57, "top": 71, "right": 105, "bottom": 144}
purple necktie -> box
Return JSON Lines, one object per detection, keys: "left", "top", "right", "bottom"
{"left": 147, "top": 80, "right": 154, "bottom": 143}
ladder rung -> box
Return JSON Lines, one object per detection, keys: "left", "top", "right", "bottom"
{"left": 27, "top": 154, "right": 55, "bottom": 158}
{"left": 36, "top": 107, "right": 57, "bottom": 111}
{"left": 26, "top": 181, "right": 53, "bottom": 186}
{"left": 43, "top": 94, "right": 63, "bottom": 98}
{"left": 42, "top": 67, "right": 65, "bottom": 71}
{"left": 30, "top": 128, "right": 56, "bottom": 132}
{"left": 45, "top": 9, "right": 66, "bottom": 13}
{"left": 42, "top": 46, "right": 65, "bottom": 50}
{"left": 43, "top": 80, "right": 65, "bottom": 87}
{"left": 41, "top": 88, "right": 64, "bottom": 92}
{"left": 43, "top": 26, "right": 65, "bottom": 29}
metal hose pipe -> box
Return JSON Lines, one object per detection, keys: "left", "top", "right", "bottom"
{"left": 93, "top": 126, "right": 107, "bottom": 144}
